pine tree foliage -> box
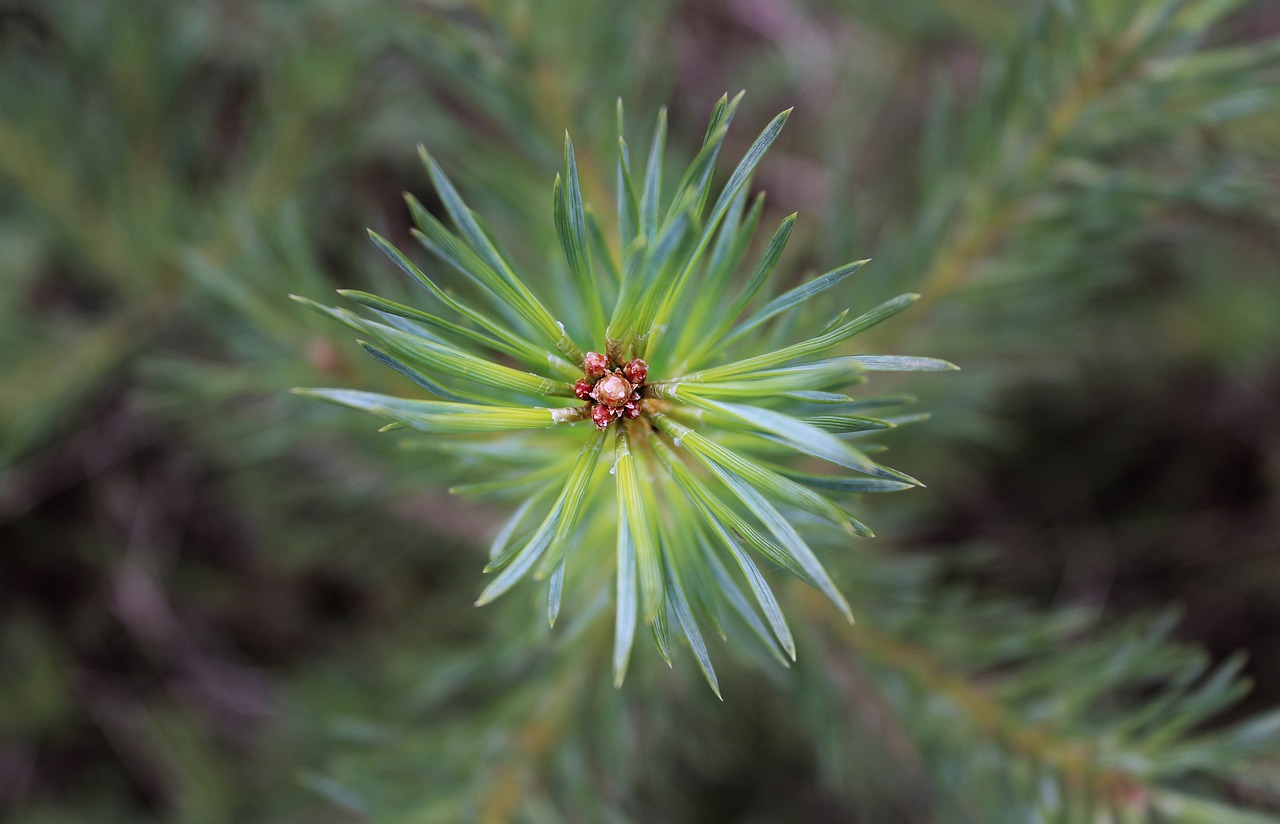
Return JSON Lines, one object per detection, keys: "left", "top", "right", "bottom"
{"left": 2, "top": 0, "right": 1278, "bottom": 821}
{"left": 296, "top": 1, "right": 1280, "bottom": 820}
{"left": 875, "top": 0, "right": 1280, "bottom": 356}
{"left": 296, "top": 1, "right": 1280, "bottom": 818}
{"left": 304, "top": 548, "right": 1280, "bottom": 823}
{"left": 296, "top": 97, "right": 957, "bottom": 693}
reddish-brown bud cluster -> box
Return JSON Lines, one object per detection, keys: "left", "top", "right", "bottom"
{"left": 578, "top": 352, "right": 648, "bottom": 430}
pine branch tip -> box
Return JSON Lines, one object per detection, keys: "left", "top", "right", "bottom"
{"left": 294, "top": 95, "right": 954, "bottom": 685}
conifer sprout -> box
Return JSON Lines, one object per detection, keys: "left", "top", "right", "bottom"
{"left": 294, "top": 94, "right": 957, "bottom": 694}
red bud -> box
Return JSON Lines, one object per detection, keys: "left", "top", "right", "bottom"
{"left": 584, "top": 351, "right": 609, "bottom": 379}
{"left": 590, "top": 404, "right": 613, "bottom": 430}
{"left": 623, "top": 358, "right": 648, "bottom": 385}
{"left": 592, "top": 374, "right": 632, "bottom": 407}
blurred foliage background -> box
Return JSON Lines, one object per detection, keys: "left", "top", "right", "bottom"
{"left": 2, "top": 0, "right": 1279, "bottom": 821}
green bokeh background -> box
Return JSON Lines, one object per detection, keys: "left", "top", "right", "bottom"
{"left": 2, "top": 1, "right": 1278, "bottom": 821}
